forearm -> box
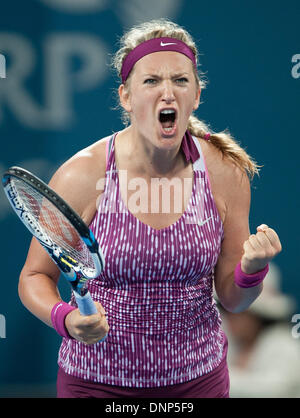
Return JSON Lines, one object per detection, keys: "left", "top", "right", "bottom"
{"left": 18, "top": 269, "right": 61, "bottom": 328}
{"left": 216, "top": 273, "right": 263, "bottom": 313}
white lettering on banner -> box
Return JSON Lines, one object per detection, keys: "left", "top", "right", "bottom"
{"left": 291, "top": 54, "right": 300, "bottom": 79}
{"left": 38, "top": 0, "right": 182, "bottom": 24}
{"left": 0, "top": 53, "right": 5, "bottom": 78}
{"left": 0, "top": 0, "right": 183, "bottom": 129}
{"left": 0, "top": 33, "right": 38, "bottom": 126}
{"left": 44, "top": 34, "right": 108, "bottom": 127}
{"left": 39, "top": 0, "right": 108, "bottom": 13}
{"left": 0, "top": 33, "right": 108, "bottom": 129}
{"left": 115, "top": 0, "right": 181, "bottom": 26}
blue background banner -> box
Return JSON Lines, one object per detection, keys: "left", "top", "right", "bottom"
{"left": 0, "top": 0, "right": 299, "bottom": 397}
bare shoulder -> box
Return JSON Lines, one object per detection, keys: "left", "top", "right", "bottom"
{"left": 195, "top": 137, "right": 250, "bottom": 222}
{"left": 48, "top": 136, "right": 109, "bottom": 224}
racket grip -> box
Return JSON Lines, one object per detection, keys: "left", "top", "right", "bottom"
{"left": 74, "top": 290, "right": 98, "bottom": 316}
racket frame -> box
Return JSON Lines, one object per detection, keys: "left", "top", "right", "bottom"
{"left": 2, "top": 166, "right": 105, "bottom": 315}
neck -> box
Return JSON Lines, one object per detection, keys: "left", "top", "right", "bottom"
{"left": 120, "top": 126, "right": 186, "bottom": 177}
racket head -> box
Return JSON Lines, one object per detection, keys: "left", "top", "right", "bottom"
{"left": 2, "top": 166, "right": 105, "bottom": 293}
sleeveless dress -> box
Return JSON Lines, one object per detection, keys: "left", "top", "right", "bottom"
{"left": 57, "top": 132, "right": 229, "bottom": 397}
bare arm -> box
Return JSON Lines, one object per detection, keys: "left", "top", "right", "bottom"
{"left": 19, "top": 238, "right": 62, "bottom": 327}
{"left": 213, "top": 165, "right": 260, "bottom": 312}
{"left": 18, "top": 139, "right": 108, "bottom": 341}
{"left": 214, "top": 163, "right": 281, "bottom": 313}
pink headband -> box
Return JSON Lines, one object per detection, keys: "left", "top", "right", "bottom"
{"left": 121, "top": 37, "right": 197, "bottom": 83}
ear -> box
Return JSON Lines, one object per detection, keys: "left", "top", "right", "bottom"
{"left": 118, "top": 84, "right": 132, "bottom": 113}
{"left": 193, "top": 86, "right": 201, "bottom": 111}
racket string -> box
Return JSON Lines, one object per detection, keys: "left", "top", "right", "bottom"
{"left": 13, "top": 178, "right": 95, "bottom": 270}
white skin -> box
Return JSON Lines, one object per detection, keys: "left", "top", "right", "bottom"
{"left": 118, "top": 51, "right": 200, "bottom": 175}
{"left": 18, "top": 50, "right": 282, "bottom": 345}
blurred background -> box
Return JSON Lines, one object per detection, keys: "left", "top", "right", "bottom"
{"left": 0, "top": 0, "right": 299, "bottom": 397}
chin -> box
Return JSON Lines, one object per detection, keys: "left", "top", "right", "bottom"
{"left": 158, "top": 127, "right": 184, "bottom": 146}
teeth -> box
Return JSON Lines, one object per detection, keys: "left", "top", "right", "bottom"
{"left": 160, "top": 109, "right": 175, "bottom": 114}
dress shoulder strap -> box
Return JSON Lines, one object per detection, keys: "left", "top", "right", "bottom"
{"left": 105, "top": 134, "right": 115, "bottom": 169}
{"left": 191, "top": 136, "right": 212, "bottom": 188}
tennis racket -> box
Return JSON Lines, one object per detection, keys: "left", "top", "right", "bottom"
{"left": 2, "top": 166, "right": 105, "bottom": 316}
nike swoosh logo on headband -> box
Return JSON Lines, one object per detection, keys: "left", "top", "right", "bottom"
{"left": 160, "top": 41, "right": 177, "bottom": 47}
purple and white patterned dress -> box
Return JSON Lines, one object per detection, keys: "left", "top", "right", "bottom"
{"left": 58, "top": 133, "right": 226, "bottom": 388}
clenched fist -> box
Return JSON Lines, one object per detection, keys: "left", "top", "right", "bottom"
{"left": 241, "top": 224, "right": 282, "bottom": 274}
{"left": 65, "top": 302, "right": 109, "bottom": 345}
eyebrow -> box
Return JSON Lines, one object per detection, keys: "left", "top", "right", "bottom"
{"left": 142, "top": 72, "right": 190, "bottom": 78}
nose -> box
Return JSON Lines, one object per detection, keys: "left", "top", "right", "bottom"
{"left": 161, "top": 80, "right": 175, "bottom": 104}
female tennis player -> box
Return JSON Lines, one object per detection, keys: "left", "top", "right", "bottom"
{"left": 18, "top": 19, "right": 282, "bottom": 398}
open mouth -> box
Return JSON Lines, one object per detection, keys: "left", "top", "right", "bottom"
{"left": 159, "top": 109, "right": 177, "bottom": 136}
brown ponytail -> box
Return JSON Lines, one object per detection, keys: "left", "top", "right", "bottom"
{"left": 112, "top": 19, "right": 261, "bottom": 179}
{"left": 187, "top": 115, "right": 260, "bottom": 179}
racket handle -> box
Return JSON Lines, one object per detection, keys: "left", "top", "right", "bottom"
{"left": 73, "top": 290, "right": 108, "bottom": 343}
{"left": 74, "top": 290, "right": 98, "bottom": 316}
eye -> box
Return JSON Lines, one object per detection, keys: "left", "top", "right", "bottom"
{"left": 175, "top": 77, "right": 188, "bottom": 84}
{"left": 144, "top": 78, "right": 158, "bottom": 85}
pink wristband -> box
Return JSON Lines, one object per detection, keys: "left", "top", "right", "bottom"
{"left": 234, "top": 262, "right": 269, "bottom": 288}
{"left": 51, "top": 301, "right": 76, "bottom": 338}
